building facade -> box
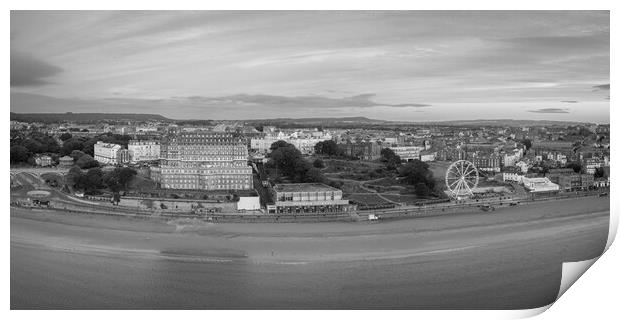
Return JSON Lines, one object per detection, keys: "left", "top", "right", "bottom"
{"left": 94, "top": 141, "right": 122, "bottom": 165}
{"left": 59, "top": 155, "right": 74, "bottom": 167}
{"left": 521, "top": 177, "right": 560, "bottom": 194}
{"left": 267, "top": 183, "right": 352, "bottom": 214}
{"left": 391, "top": 146, "right": 425, "bottom": 162}
{"left": 546, "top": 168, "right": 594, "bottom": 191}
{"left": 128, "top": 140, "right": 161, "bottom": 162}
{"left": 472, "top": 154, "right": 501, "bottom": 173}
{"left": 153, "top": 131, "right": 253, "bottom": 190}
{"left": 251, "top": 136, "right": 330, "bottom": 155}
{"left": 584, "top": 157, "right": 605, "bottom": 174}
{"left": 35, "top": 155, "right": 52, "bottom": 167}
{"left": 340, "top": 142, "right": 382, "bottom": 160}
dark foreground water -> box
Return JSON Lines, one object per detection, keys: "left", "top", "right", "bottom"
{"left": 11, "top": 212, "right": 607, "bottom": 309}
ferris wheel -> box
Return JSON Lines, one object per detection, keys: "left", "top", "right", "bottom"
{"left": 445, "top": 160, "right": 479, "bottom": 199}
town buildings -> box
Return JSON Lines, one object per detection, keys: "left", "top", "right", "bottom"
{"left": 546, "top": 168, "right": 594, "bottom": 191}
{"left": 472, "top": 153, "right": 501, "bottom": 173}
{"left": 266, "top": 183, "right": 353, "bottom": 214}
{"left": 584, "top": 157, "right": 605, "bottom": 174}
{"left": 250, "top": 131, "right": 332, "bottom": 155}
{"left": 391, "top": 146, "right": 425, "bottom": 162}
{"left": 128, "top": 140, "right": 160, "bottom": 162}
{"left": 94, "top": 141, "right": 122, "bottom": 165}
{"left": 152, "top": 131, "right": 253, "bottom": 190}
{"left": 419, "top": 150, "right": 437, "bottom": 162}
{"left": 340, "top": 141, "right": 382, "bottom": 160}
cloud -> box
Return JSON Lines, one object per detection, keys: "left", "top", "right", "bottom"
{"left": 593, "top": 84, "right": 610, "bottom": 90}
{"left": 11, "top": 50, "right": 62, "bottom": 86}
{"left": 560, "top": 100, "right": 579, "bottom": 103}
{"left": 528, "top": 108, "right": 570, "bottom": 114}
{"left": 171, "top": 93, "right": 431, "bottom": 109}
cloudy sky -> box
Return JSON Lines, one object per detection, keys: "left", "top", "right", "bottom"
{"left": 10, "top": 11, "right": 609, "bottom": 122}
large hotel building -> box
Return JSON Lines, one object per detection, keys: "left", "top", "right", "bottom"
{"left": 151, "top": 131, "right": 253, "bottom": 190}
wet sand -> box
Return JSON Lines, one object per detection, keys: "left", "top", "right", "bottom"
{"left": 11, "top": 197, "right": 609, "bottom": 309}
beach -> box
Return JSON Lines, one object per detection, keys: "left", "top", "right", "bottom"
{"left": 11, "top": 196, "right": 609, "bottom": 309}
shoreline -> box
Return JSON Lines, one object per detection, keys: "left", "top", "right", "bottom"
{"left": 11, "top": 196, "right": 610, "bottom": 264}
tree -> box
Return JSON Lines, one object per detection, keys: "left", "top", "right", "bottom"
{"left": 268, "top": 141, "right": 326, "bottom": 183}
{"left": 75, "top": 154, "right": 99, "bottom": 169}
{"left": 381, "top": 148, "right": 402, "bottom": 170}
{"left": 21, "top": 138, "right": 45, "bottom": 154}
{"left": 66, "top": 166, "right": 83, "bottom": 187}
{"left": 10, "top": 145, "right": 31, "bottom": 164}
{"left": 314, "top": 140, "right": 342, "bottom": 157}
{"left": 566, "top": 162, "right": 582, "bottom": 174}
{"left": 594, "top": 167, "right": 606, "bottom": 179}
{"left": 270, "top": 140, "right": 293, "bottom": 153}
{"left": 117, "top": 167, "right": 137, "bottom": 189}
{"left": 103, "top": 172, "right": 122, "bottom": 192}
{"left": 313, "top": 158, "right": 325, "bottom": 168}
{"left": 414, "top": 183, "right": 431, "bottom": 197}
{"left": 269, "top": 144, "right": 303, "bottom": 176}
{"left": 522, "top": 139, "right": 532, "bottom": 150}
{"left": 61, "top": 138, "right": 86, "bottom": 156}
{"left": 304, "top": 167, "right": 325, "bottom": 183}
{"left": 70, "top": 150, "right": 87, "bottom": 162}
{"left": 103, "top": 167, "right": 137, "bottom": 192}
{"left": 84, "top": 167, "right": 103, "bottom": 192}
{"left": 398, "top": 160, "right": 436, "bottom": 191}
{"left": 59, "top": 133, "right": 73, "bottom": 141}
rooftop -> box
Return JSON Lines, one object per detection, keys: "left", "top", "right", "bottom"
{"left": 273, "top": 183, "right": 339, "bottom": 193}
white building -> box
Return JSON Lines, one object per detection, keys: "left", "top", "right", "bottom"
{"left": 128, "top": 140, "right": 160, "bottom": 163}
{"left": 236, "top": 196, "right": 261, "bottom": 211}
{"left": 515, "top": 160, "right": 529, "bottom": 174}
{"left": 585, "top": 158, "right": 605, "bottom": 174}
{"left": 420, "top": 152, "right": 436, "bottom": 162}
{"left": 503, "top": 148, "right": 523, "bottom": 167}
{"left": 94, "top": 141, "right": 121, "bottom": 165}
{"left": 35, "top": 155, "right": 53, "bottom": 167}
{"left": 391, "top": 146, "right": 425, "bottom": 162}
{"left": 136, "top": 127, "right": 157, "bottom": 133}
{"left": 251, "top": 135, "right": 331, "bottom": 155}
{"left": 521, "top": 177, "right": 559, "bottom": 193}
{"left": 502, "top": 172, "right": 523, "bottom": 183}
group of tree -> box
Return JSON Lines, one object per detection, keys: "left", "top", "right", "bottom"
{"left": 10, "top": 130, "right": 60, "bottom": 164}
{"left": 594, "top": 167, "right": 607, "bottom": 179}
{"left": 267, "top": 141, "right": 325, "bottom": 183}
{"left": 60, "top": 133, "right": 132, "bottom": 157}
{"left": 380, "top": 148, "right": 402, "bottom": 170}
{"left": 66, "top": 166, "right": 136, "bottom": 194}
{"left": 397, "top": 159, "right": 437, "bottom": 197}
{"left": 314, "top": 140, "right": 344, "bottom": 157}
{"left": 566, "top": 162, "right": 583, "bottom": 174}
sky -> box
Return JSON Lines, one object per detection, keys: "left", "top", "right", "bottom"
{"left": 10, "top": 11, "right": 610, "bottom": 122}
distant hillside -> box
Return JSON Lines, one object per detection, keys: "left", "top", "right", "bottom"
{"left": 10, "top": 112, "right": 170, "bottom": 124}
{"left": 245, "top": 117, "right": 390, "bottom": 126}
{"left": 420, "top": 119, "right": 593, "bottom": 127}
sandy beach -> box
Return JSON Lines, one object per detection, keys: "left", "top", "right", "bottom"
{"left": 11, "top": 196, "right": 609, "bottom": 309}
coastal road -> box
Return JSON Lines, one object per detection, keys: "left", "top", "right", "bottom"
{"left": 11, "top": 197, "right": 609, "bottom": 309}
